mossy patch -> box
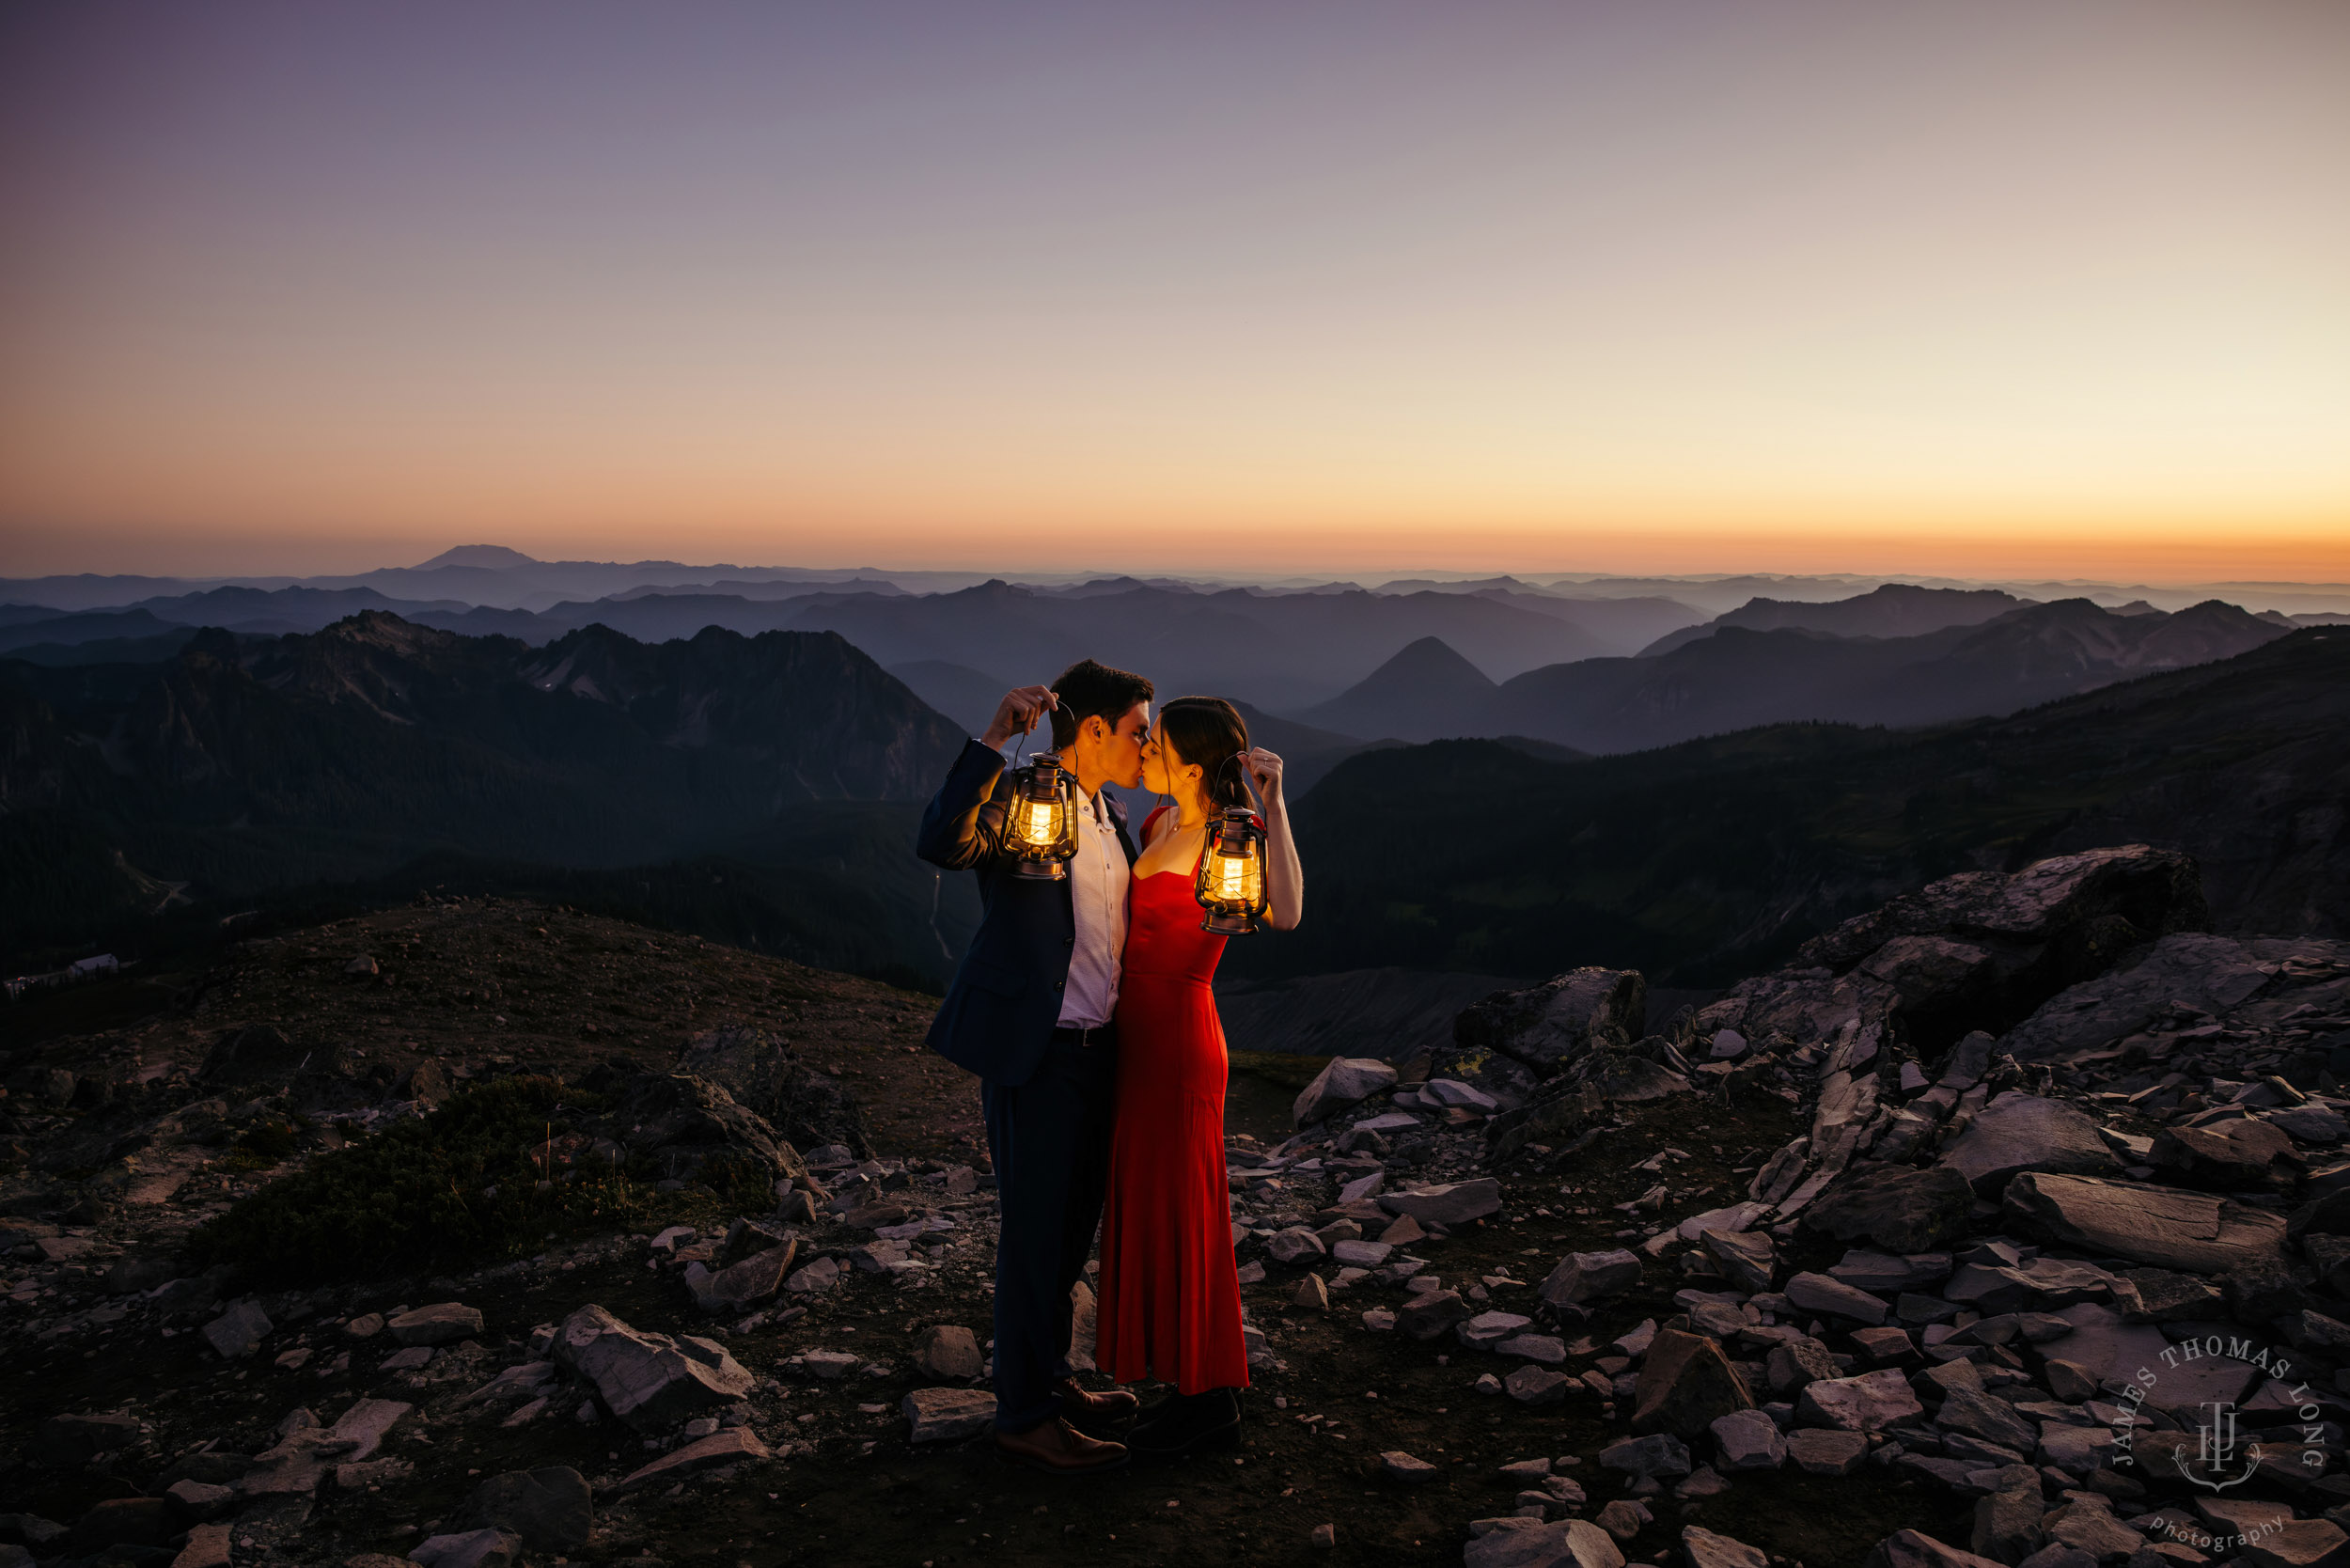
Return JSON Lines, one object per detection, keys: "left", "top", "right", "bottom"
{"left": 189, "top": 1076, "right": 651, "bottom": 1286}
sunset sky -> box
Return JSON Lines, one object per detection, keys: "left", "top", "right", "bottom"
{"left": 2, "top": 1, "right": 2345, "bottom": 582}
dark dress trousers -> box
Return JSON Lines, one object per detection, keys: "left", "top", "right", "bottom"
{"left": 916, "top": 737, "right": 1136, "bottom": 1432}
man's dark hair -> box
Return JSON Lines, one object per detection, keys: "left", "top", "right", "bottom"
{"left": 1050, "top": 658, "right": 1153, "bottom": 749}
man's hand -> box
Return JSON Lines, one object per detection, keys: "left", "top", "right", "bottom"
{"left": 981, "top": 685, "right": 1058, "bottom": 750}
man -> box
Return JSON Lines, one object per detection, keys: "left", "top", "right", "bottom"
{"left": 916, "top": 658, "right": 1153, "bottom": 1475}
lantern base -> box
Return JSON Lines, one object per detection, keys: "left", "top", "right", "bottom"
{"left": 1011, "top": 859, "right": 1070, "bottom": 881}
{"left": 1199, "top": 911, "right": 1259, "bottom": 935}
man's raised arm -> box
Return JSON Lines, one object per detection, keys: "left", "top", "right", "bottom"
{"left": 915, "top": 684, "right": 1056, "bottom": 870}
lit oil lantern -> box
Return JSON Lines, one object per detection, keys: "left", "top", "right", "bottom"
{"left": 1006, "top": 754, "right": 1079, "bottom": 879}
{"left": 1195, "top": 806, "right": 1270, "bottom": 933}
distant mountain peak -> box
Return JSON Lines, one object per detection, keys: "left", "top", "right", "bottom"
{"left": 1374, "top": 635, "right": 1498, "bottom": 687}
{"left": 411, "top": 545, "right": 543, "bottom": 570}
{"left": 1292, "top": 635, "right": 1504, "bottom": 743}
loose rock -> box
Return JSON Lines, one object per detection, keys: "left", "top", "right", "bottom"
{"left": 903, "top": 1388, "right": 996, "bottom": 1443}
{"left": 387, "top": 1303, "right": 483, "bottom": 1346}
{"left": 551, "top": 1304, "right": 755, "bottom": 1432}
{"left": 912, "top": 1325, "right": 984, "bottom": 1381}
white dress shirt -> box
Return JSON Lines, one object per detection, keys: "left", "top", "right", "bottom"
{"left": 1058, "top": 783, "right": 1127, "bottom": 1027}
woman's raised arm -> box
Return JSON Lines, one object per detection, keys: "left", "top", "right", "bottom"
{"left": 1245, "top": 747, "right": 1304, "bottom": 931}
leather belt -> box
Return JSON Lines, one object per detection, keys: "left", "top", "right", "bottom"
{"left": 1052, "top": 1022, "right": 1117, "bottom": 1047}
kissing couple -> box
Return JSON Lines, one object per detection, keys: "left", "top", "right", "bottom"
{"left": 915, "top": 658, "right": 1305, "bottom": 1474}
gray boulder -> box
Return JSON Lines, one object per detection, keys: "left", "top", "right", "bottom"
{"left": 1582, "top": 1053, "right": 1691, "bottom": 1102}
{"left": 200, "top": 1300, "right": 273, "bottom": 1359}
{"left": 1684, "top": 1527, "right": 1769, "bottom": 1568}
{"left": 2003, "top": 932, "right": 2285, "bottom": 1062}
{"left": 614, "top": 1072, "right": 807, "bottom": 1184}
{"left": 1939, "top": 1093, "right": 2120, "bottom": 1197}
{"left": 1972, "top": 1474, "right": 2045, "bottom": 1565}
{"left": 1597, "top": 1433, "right": 1693, "bottom": 1482}
{"left": 1294, "top": 1058, "right": 1399, "bottom": 1127}
{"left": 2271, "top": 1105, "right": 2348, "bottom": 1145}
{"left": 1828, "top": 1251, "right": 1950, "bottom": 1294}
{"left": 1381, "top": 1179, "right": 1502, "bottom": 1227}
{"left": 2002, "top": 1174, "right": 2287, "bottom": 1274}
{"left": 551, "top": 1305, "right": 754, "bottom": 1432}
{"left": 455, "top": 1467, "right": 590, "bottom": 1551}
{"left": 1786, "top": 1429, "right": 1869, "bottom": 1475}
{"left": 1700, "top": 847, "right": 2206, "bottom": 1063}
{"left": 687, "top": 1242, "right": 796, "bottom": 1313}
{"left": 1796, "top": 1369, "right": 1922, "bottom": 1432}
{"left": 913, "top": 1325, "right": 984, "bottom": 1381}
{"left": 1935, "top": 1389, "right": 2037, "bottom": 1455}
{"left": 1860, "top": 1531, "right": 2008, "bottom": 1568}
{"left": 2148, "top": 1120, "right": 2293, "bottom": 1185}
{"left": 1454, "top": 967, "right": 1645, "bottom": 1074}
{"left": 1505, "top": 1366, "right": 1573, "bottom": 1405}
{"left": 1632, "top": 1328, "right": 1754, "bottom": 1440}
{"left": 1539, "top": 1249, "right": 1641, "bottom": 1310}
{"left": 1799, "top": 1166, "right": 1972, "bottom": 1253}
{"left": 1397, "top": 1289, "right": 1472, "bottom": 1341}
{"left": 1784, "top": 1272, "right": 1888, "bottom": 1325}
{"left": 1709, "top": 1409, "right": 1786, "bottom": 1472}
{"left": 1700, "top": 1230, "right": 1776, "bottom": 1293}
{"left": 677, "top": 1023, "right": 873, "bottom": 1156}
{"left": 2033, "top": 1302, "right": 2258, "bottom": 1416}
{"left": 903, "top": 1388, "right": 996, "bottom": 1443}
{"left": 1764, "top": 1337, "right": 1837, "bottom": 1397}
{"left": 387, "top": 1303, "right": 483, "bottom": 1346}
{"left": 1266, "top": 1226, "right": 1328, "bottom": 1263}
{"left": 1465, "top": 1519, "right": 1626, "bottom": 1568}
{"left": 408, "top": 1529, "right": 522, "bottom": 1568}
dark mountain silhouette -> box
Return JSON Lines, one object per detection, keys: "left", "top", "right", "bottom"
{"left": 1, "top": 613, "right": 973, "bottom": 979}
{"left": 1639, "top": 583, "right": 2025, "bottom": 656}
{"left": 1224, "top": 627, "right": 2350, "bottom": 991}
{"left": 0, "top": 628, "right": 212, "bottom": 668}
{"left": 0, "top": 608, "right": 185, "bottom": 653}
{"left": 1480, "top": 598, "right": 2287, "bottom": 753}
{"left": 1296, "top": 635, "right": 1502, "bottom": 741}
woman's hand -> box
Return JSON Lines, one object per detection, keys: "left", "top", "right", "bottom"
{"left": 1244, "top": 746, "right": 1285, "bottom": 801}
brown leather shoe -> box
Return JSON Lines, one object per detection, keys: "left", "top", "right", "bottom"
{"left": 1058, "top": 1376, "right": 1139, "bottom": 1432}
{"left": 995, "top": 1416, "right": 1129, "bottom": 1475}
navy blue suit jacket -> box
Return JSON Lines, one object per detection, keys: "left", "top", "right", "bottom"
{"left": 916, "top": 737, "right": 1137, "bottom": 1087}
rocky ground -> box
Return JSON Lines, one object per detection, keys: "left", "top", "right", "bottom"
{"left": 6, "top": 847, "right": 2350, "bottom": 1568}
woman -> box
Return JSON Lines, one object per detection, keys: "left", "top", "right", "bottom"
{"left": 1093, "top": 696, "right": 1304, "bottom": 1456}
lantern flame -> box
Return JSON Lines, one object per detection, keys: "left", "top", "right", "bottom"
{"left": 1019, "top": 798, "right": 1061, "bottom": 848}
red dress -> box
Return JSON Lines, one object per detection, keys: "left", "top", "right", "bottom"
{"left": 1095, "top": 807, "right": 1251, "bottom": 1394}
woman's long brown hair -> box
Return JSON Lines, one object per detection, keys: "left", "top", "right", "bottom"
{"left": 1157, "top": 697, "right": 1252, "bottom": 814}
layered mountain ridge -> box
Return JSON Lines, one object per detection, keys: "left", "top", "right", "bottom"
{"left": 1300, "top": 596, "right": 2290, "bottom": 748}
